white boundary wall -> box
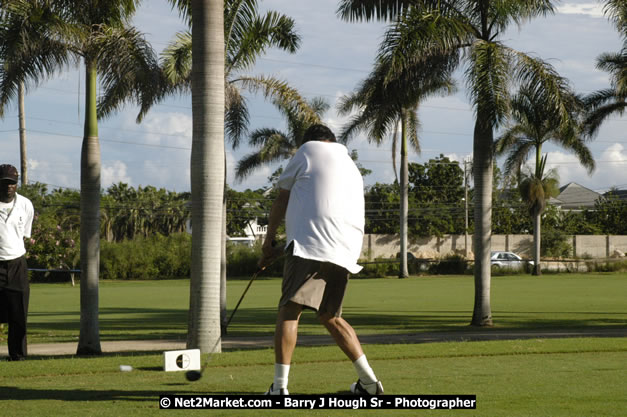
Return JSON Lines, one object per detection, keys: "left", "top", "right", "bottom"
{"left": 361, "top": 234, "right": 627, "bottom": 260}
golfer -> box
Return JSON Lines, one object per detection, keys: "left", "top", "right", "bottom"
{"left": 259, "top": 124, "right": 383, "bottom": 395}
{"left": 0, "top": 164, "right": 34, "bottom": 361}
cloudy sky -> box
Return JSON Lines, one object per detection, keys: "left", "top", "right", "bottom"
{"left": 0, "top": 0, "right": 624, "bottom": 194}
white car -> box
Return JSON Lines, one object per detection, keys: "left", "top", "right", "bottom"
{"left": 490, "top": 251, "right": 533, "bottom": 270}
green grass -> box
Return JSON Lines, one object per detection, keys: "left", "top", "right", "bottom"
{"left": 17, "top": 272, "right": 627, "bottom": 344}
{"left": 0, "top": 338, "right": 625, "bottom": 416}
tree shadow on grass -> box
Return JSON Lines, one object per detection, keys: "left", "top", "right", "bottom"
{"left": 0, "top": 385, "right": 318, "bottom": 401}
{"left": 27, "top": 305, "right": 627, "bottom": 343}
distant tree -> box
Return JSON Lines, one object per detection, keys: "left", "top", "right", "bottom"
{"left": 495, "top": 85, "right": 593, "bottom": 275}
{"left": 593, "top": 193, "right": 627, "bottom": 235}
{"left": 408, "top": 156, "right": 464, "bottom": 237}
{"left": 338, "top": 50, "right": 454, "bottom": 277}
{"left": 235, "top": 97, "right": 327, "bottom": 180}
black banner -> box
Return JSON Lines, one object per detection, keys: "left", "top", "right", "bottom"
{"left": 159, "top": 395, "right": 477, "bottom": 410}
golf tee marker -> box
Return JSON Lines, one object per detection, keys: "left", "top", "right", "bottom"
{"left": 163, "top": 349, "right": 201, "bottom": 372}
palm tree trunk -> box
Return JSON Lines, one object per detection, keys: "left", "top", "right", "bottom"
{"left": 399, "top": 115, "right": 409, "bottom": 278}
{"left": 220, "top": 192, "right": 227, "bottom": 334}
{"left": 18, "top": 81, "right": 27, "bottom": 186}
{"left": 470, "top": 118, "right": 493, "bottom": 326}
{"left": 533, "top": 145, "right": 543, "bottom": 276}
{"left": 532, "top": 208, "right": 542, "bottom": 275}
{"left": 187, "top": 0, "right": 225, "bottom": 353}
{"left": 77, "top": 59, "right": 102, "bottom": 355}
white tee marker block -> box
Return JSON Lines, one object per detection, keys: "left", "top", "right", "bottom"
{"left": 163, "top": 349, "right": 201, "bottom": 372}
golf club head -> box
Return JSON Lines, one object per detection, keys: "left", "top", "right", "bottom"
{"left": 185, "top": 370, "right": 202, "bottom": 382}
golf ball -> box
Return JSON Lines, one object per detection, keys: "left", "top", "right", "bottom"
{"left": 119, "top": 365, "right": 133, "bottom": 372}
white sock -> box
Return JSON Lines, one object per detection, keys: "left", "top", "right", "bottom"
{"left": 273, "top": 363, "right": 290, "bottom": 390}
{"left": 353, "top": 354, "right": 377, "bottom": 384}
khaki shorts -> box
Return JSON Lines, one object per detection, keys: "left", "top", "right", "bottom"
{"left": 279, "top": 252, "right": 349, "bottom": 317}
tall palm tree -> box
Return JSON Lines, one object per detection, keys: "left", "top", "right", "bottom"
{"left": 186, "top": 0, "right": 225, "bottom": 353}
{"left": 495, "top": 85, "right": 594, "bottom": 275}
{"left": 337, "top": 53, "right": 454, "bottom": 278}
{"left": 1, "top": 0, "right": 160, "bottom": 354}
{"left": 338, "top": 0, "right": 575, "bottom": 326}
{"left": 0, "top": 1, "right": 73, "bottom": 185}
{"left": 235, "top": 97, "right": 328, "bottom": 180}
{"left": 518, "top": 156, "right": 559, "bottom": 273}
{"left": 583, "top": 1, "right": 626, "bottom": 136}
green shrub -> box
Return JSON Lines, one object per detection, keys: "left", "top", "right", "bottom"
{"left": 26, "top": 212, "right": 79, "bottom": 281}
{"left": 586, "top": 259, "right": 627, "bottom": 273}
{"left": 542, "top": 227, "right": 572, "bottom": 258}
{"left": 428, "top": 254, "right": 471, "bottom": 275}
{"left": 355, "top": 258, "right": 398, "bottom": 278}
{"left": 100, "top": 233, "right": 191, "bottom": 280}
{"left": 226, "top": 242, "right": 284, "bottom": 278}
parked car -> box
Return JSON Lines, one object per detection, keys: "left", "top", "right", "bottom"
{"left": 490, "top": 251, "right": 533, "bottom": 270}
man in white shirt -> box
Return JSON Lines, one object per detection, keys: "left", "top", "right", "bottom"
{"left": 0, "top": 164, "right": 34, "bottom": 361}
{"left": 259, "top": 124, "right": 383, "bottom": 395}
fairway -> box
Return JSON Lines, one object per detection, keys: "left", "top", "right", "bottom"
{"left": 17, "top": 273, "right": 627, "bottom": 344}
{"left": 1, "top": 273, "right": 626, "bottom": 416}
{"left": 0, "top": 338, "right": 625, "bottom": 416}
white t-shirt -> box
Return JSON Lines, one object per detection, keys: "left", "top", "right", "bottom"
{"left": 277, "top": 141, "right": 365, "bottom": 273}
{"left": 0, "top": 193, "right": 34, "bottom": 260}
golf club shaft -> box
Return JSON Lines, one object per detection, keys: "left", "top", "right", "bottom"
{"left": 226, "top": 267, "right": 264, "bottom": 328}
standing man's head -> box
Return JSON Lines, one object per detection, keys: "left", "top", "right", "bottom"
{"left": 0, "top": 164, "right": 19, "bottom": 203}
{"left": 302, "top": 124, "right": 337, "bottom": 144}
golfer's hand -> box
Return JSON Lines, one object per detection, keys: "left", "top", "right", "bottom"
{"left": 259, "top": 239, "right": 280, "bottom": 268}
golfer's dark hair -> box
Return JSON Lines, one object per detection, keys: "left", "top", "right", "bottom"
{"left": 303, "top": 124, "right": 336, "bottom": 143}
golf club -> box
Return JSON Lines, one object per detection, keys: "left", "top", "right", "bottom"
{"left": 185, "top": 339, "right": 220, "bottom": 382}
{"left": 225, "top": 241, "right": 283, "bottom": 331}
{"left": 225, "top": 265, "right": 266, "bottom": 330}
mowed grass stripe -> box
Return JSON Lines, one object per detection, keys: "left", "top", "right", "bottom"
{"left": 19, "top": 272, "right": 627, "bottom": 344}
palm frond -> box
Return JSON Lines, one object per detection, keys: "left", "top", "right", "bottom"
{"left": 227, "top": 10, "right": 300, "bottom": 73}
{"left": 466, "top": 40, "right": 512, "bottom": 129}
{"left": 405, "top": 107, "right": 421, "bottom": 154}
{"left": 167, "top": 0, "right": 191, "bottom": 26}
{"left": 235, "top": 75, "right": 318, "bottom": 123}
{"left": 0, "top": 0, "right": 75, "bottom": 116}
{"left": 95, "top": 25, "right": 161, "bottom": 121}
{"left": 336, "top": 0, "right": 412, "bottom": 22}
{"left": 161, "top": 30, "right": 192, "bottom": 85}
{"left": 225, "top": 83, "right": 249, "bottom": 147}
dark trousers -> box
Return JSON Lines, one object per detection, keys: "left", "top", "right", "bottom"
{"left": 0, "top": 287, "right": 29, "bottom": 360}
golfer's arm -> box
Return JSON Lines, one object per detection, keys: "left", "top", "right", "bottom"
{"left": 264, "top": 188, "right": 290, "bottom": 245}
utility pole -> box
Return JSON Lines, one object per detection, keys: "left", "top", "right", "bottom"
{"left": 18, "top": 81, "right": 27, "bottom": 186}
{"left": 464, "top": 158, "right": 469, "bottom": 258}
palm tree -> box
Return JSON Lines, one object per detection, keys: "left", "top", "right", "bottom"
{"left": 495, "top": 85, "right": 594, "bottom": 275}
{"left": 338, "top": 0, "right": 575, "bottom": 326}
{"left": 583, "top": 1, "right": 626, "bottom": 136}
{"left": 518, "top": 157, "right": 560, "bottom": 274}
{"left": 0, "top": 1, "right": 73, "bottom": 185}
{"left": 1, "top": 0, "right": 160, "bottom": 354}
{"left": 185, "top": 0, "right": 225, "bottom": 353}
{"left": 337, "top": 52, "right": 454, "bottom": 278}
{"left": 235, "top": 97, "right": 328, "bottom": 180}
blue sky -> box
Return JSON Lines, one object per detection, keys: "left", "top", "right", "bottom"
{"left": 0, "top": 0, "right": 624, "bottom": 194}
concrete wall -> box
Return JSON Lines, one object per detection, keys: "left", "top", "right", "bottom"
{"left": 362, "top": 234, "right": 627, "bottom": 260}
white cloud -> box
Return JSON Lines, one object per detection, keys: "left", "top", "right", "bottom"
{"left": 27, "top": 158, "right": 78, "bottom": 189}
{"left": 557, "top": 3, "right": 605, "bottom": 18}
{"left": 539, "top": 144, "right": 627, "bottom": 191}
{"left": 102, "top": 161, "right": 132, "bottom": 188}
{"left": 131, "top": 112, "right": 192, "bottom": 148}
